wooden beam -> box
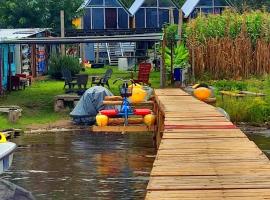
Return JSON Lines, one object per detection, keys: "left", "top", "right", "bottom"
{"left": 90, "top": 125, "right": 154, "bottom": 133}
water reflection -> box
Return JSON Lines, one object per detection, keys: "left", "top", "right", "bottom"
{"left": 1, "top": 132, "right": 156, "bottom": 200}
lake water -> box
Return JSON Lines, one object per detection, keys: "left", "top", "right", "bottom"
{"left": 1, "top": 132, "right": 156, "bottom": 200}
{"left": 2, "top": 127, "right": 270, "bottom": 200}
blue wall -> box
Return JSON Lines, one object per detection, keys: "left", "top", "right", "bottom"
{"left": 0, "top": 45, "right": 16, "bottom": 89}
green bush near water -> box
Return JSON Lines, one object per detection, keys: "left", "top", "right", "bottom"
{"left": 210, "top": 78, "right": 270, "bottom": 124}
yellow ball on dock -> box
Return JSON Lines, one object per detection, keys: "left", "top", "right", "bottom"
{"left": 144, "top": 114, "right": 156, "bottom": 126}
{"left": 193, "top": 87, "right": 211, "bottom": 100}
{"left": 96, "top": 114, "right": 109, "bottom": 127}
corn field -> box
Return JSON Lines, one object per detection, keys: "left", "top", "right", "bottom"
{"left": 186, "top": 10, "right": 270, "bottom": 79}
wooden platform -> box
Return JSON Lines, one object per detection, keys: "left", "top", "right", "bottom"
{"left": 146, "top": 89, "right": 270, "bottom": 200}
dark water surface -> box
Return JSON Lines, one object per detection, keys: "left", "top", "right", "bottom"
{"left": 1, "top": 132, "right": 156, "bottom": 200}
{"left": 243, "top": 126, "right": 270, "bottom": 158}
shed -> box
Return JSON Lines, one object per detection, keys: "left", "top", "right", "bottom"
{"left": 80, "top": 0, "right": 131, "bottom": 30}
{"left": 181, "top": 0, "right": 230, "bottom": 18}
{"left": 0, "top": 28, "right": 50, "bottom": 91}
{"left": 129, "top": 0, "right": 180, "bottom": 28}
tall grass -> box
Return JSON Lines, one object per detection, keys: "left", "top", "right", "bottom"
{"left": 186, "top": 10, "right": 270, "bottom": 79}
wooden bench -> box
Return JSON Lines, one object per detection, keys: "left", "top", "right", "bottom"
{"left": 220, "top": 90, "right": 266, "bottom": 101}
{"left": 54, "top": 94, "right": 81, "bottom": 112}
{"left": 0, "top": 106, "right": 22, "bottom": 123}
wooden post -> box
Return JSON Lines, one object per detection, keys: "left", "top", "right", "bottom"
{"left": 160, "top": 31, "right": 167, "bottom": 88}
{"left": 96, "top": 43, "right": 100, "bottom": 63}
{"left": 8, "top": 109, "right": 20, "bottom": 123}
{"left": 192, "top": 44, "right": 195, "bottom": 80}
{"left": 178, "top": 9, "right": 183, "bottom": 45}
{"left": 60, "top": 10, "right": 65, "bottom": 56}
{"left": 80, "top": 16, "right": 85, "bottom": 62}
{"left": 169, "top": 8, "right": 174, "bottom": 24}
{"left": 170, "top": 41, "right": 174, "bottom": 85}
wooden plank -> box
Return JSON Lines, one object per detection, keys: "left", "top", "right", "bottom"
{"left": 90, "top": 125, "right": 153, "bottom": 133}
{"left": 146, "top": 189, "right": 270, "bottom": 200}
{"left": 147, "top": 175, "right": 270, "bottom": 190}
{"left": 54, "top": 94, "right": 80, "bottom": 101}
{"left": 163, "top": 130, "right": 246, "bottom": 139}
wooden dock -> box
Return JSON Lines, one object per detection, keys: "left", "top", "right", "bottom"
{"left": 146, "top": 89, "right": 270, "bottom": 199}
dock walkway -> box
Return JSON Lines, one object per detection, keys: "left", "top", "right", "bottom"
{"left": 146, "top": 89, "right": 270, "bottom": 199}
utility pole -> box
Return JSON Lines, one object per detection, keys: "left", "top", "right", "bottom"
{"left": 60, "top": 10, "right": 65, "bottom": 56}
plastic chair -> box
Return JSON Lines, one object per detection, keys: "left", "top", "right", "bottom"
{"left": 91, "top": 69, "right": 113, "bottom": 88}
{"left": 61, "top": 69, "right": 77, "bottom": 89}
{"left": 132, "top": 63, "right": 151, "bottom": 85}
{"left": 76, "top": 74, "right": 88, "bottom": 89}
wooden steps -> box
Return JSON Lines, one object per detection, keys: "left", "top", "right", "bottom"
{"left": 147, "top": 89, "right": 270, "bottom": 200}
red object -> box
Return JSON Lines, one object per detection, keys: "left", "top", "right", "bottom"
{"left": 16, "top": 74, "right": 32, "bottom": 85}
{"left": 133, "top": 63, "right": 151, "bottom": 85}
{"left": 100, "top": 109, "right": 119, "bottom": 117}
{"left": 134, "top": 109, "right": 151, "bottom": 116}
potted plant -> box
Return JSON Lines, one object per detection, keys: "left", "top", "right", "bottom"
{"left": 165, "top": 44, "right": 189, "bottom": 84}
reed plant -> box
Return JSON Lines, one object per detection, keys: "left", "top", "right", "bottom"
{"left": 185, "top": 10, "right": 270, "bottom": 79}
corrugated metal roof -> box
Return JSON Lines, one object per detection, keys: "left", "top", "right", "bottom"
{"left": 181, "top": 0, "right": 200, "bottom": 18}
{"left": 0, "top": 33, "right": 163, "bottom": 44}
{"left": 0, "top": 28, "right": 49, "bottom": 41}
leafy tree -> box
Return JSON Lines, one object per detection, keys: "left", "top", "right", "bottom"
{"left": 0, "top": 0, "right": 83, "bottom": 30}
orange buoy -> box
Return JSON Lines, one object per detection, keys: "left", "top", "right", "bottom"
{"left": 96, "top": 114, "right": 109, "bottom": 127}
{"left": 193, "top": 87, "right": 211, "bottom": 100}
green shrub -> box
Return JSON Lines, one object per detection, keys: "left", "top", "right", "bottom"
{"left": 211, "top": 80, "right": 248, "bottom": 91}
{"left": 48, "top": 55, "right": 82, "bottom": 79}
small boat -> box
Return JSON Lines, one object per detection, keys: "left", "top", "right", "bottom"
{"left": 0, "top": 141, "right": 16, "bottom": 174}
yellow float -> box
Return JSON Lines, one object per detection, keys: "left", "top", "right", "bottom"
{"left": 144, "top": 114, "right": 156, "bottom": 126}
{"left": 96, "top": 114, "right": 109, "bottom": 127}
{"left": 193, "top": 87, "right": 211, "bottom": 100}
{"left": 0, "top": 133, "right": 7, "bottom": 143}
{"left": 129, "top": 87, "right": 147, "bottom": 103}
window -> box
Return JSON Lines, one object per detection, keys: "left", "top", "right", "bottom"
{"left": 105, "top": 0, "right": 120, "bottom": 7}
{"left": 146, "top": 8, "right": 158, "bottom": 28}
{"left": 158, "top": 0, "right": 174, "bottom": 7}
{"left": 92, "top": 8, "right": 104, "bottom": 29}
{"left": 159, "top": 9, "right": 169, "bottom": 27}
{"left": 135, "top": 8, "right": 145, "bottom": 28}
{"left": 84, "top": 8, "right": 92, "bottom": 30}
{"left": 173, "top": 9, "right": 179, "bottom": 24}
{"left": 105, "top": 8, "right": 117, "bottom": 29}
{"left": 142, "top": 0, "right": 157, "bottom": 7}
{"left": 87, "top": 0, "right": 103, "bottom": 6}
{"left": 118, "top": 8, "right": 128, "bottom": 28}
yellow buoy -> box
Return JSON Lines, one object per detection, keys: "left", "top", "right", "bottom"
{"left": 0, "top": 133, "right": 7, "bottom": 143}
{"left": 193, "top": 87, "right": 211, "bottom": 100}
{"left": 129, "top": 88, "right": 147, "bottom": 103}
{"left": 144, "top": 114, "right": 156, "bottom": 126}
{"left": 96, "top": 114, "right": 109, "bottom": 127}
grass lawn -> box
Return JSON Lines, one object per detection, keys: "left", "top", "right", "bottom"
{"left": 0, "top": 66, "right": 161, "bottom": 130}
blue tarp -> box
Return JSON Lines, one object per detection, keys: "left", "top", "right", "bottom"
{"left": 70, "top": 86, "right": 114, "bottom": 124}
